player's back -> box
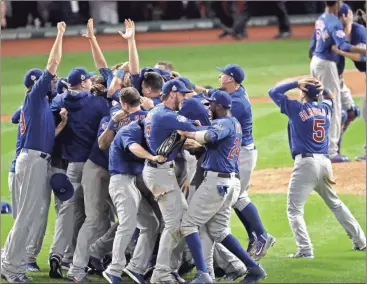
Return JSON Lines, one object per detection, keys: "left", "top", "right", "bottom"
{"left": 313, "top": 13, "right": 341, "bottom": 62}
{"left": 202, "top": 116, "right": 242, "bottom": 174}
{"left": 62, "top": 91, "right": 111, "bottom": 162}
{"left": 289, "top": 100, "right": 332, "bottom": 158}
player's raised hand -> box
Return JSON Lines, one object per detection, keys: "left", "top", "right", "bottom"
{"left": 57, "top": 22, "right": 66, "bottom": 34}
{"left": 140, "top": 97, "right": 154, "bottom": 111}
{"left": 111, "top": 109, "right": 128, "bottom": 122}
{"left": 118, "top": 19, "right": 135, "bottom": 40}
{"left": 297, "top": 77, "right": 318, "bottom": 91}
{"left": 152, "top": 155, "right": 167, "bottom": 163}
{"left": 82, "top": 18, "right": 95, "bottom": 39}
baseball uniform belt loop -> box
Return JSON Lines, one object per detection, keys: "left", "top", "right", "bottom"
{"left": 300, "top": 153, "right": 329, "bottom": 159}
{"left": 147, "top": 160, "right": 174, "bottom": 169}
{"left": 21, "top": 148, "right": 51, "bottom": 162}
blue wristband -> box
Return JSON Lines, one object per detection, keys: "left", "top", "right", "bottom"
{"left": 114, "top": 70, "right": 125, "bottom": 79}
{"left": 108, "top": 119, "right": 118, "bottom": 131}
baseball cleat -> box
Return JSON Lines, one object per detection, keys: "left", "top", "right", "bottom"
{"left": 61, "top": 261, "right": 71, "bottom": 271}
{"left": 123, "top": 268, "right": 146, "bottom": 284}
{"left": 214, "top": 267, "right": 226, "bottom": 278}
{"left": 27, "top": 262, "right": 40, "bottom": 272}
{"left": 88, "top": 256, "right": 105, "bottom": 275}
{"left": 103, "top": 271, "right": 121, "bottom": 284}
{"left": 253, "top": 233, "right": 276, "bottom": 261}
{"left": 190, "top": 270, "right": 213, "bottom": 284}
{"left": 178, "top": 259, "right": 195, "bottom": 277}
{"left": 67, "top": 274, "right": 91, "bottom": 282}
{"left": 49, "top": 255, "right": 63, "bottom": 278}
{"left": 221, "top": 267, "right": 247, "bottom": 282}
{"left": 241, "top": 265, "right": 267, "bottom": 283}
{"left": 102, "top": 254, "right": 112, "bottom": 268}
{"left": 355, "top": 155, "right": 367, "bottom": 161}
{"left": 18, "top": 274, "right": 33, "bottom": 282}
{"left": 171, "top": 271, "right": 186, "bottom": 283}
{"left": 247, "top": 232, "right": 257, "bottom": 257}
{"left": 353, "top": 244, "right": 366, "bottom": 251}
{"left": 288, "top": 251, "right": 314, "bottom": 259}
{"left": 330, "top": 154, "right": 350, "bottom": 163}
{"left": 1, "top": 272, "right": 24, "bottom": 283}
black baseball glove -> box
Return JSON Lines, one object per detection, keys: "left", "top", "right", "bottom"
{"left": 156, "top": 131, "right": 186, "bottom": 158}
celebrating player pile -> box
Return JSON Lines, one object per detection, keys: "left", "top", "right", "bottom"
{"left": 2, "top": 2, "right": 366, "bottom": 283}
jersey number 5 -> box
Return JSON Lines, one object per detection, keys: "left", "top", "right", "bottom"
{"left": 19, "top": 111, "right": 26, "bottom": 135}
{"left": 313, "top": 119, "right": 325, "bottom": 142}
{"left": 228, "top": 137, "right": 241, "bottom": 160}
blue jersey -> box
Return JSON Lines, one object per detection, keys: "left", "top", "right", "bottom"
{"left": 109, "top": 120, "right": 146, "bottom": 176}
{"left": 10, "top": 107, "right": 23, "bottom": 173}
{"left": 269, "top": 82, "right": 333, "bottom": 159}
{"left": 50, "top": 92, "right": 67, "bottom": 112}
{"left": 144, "top": 104, "right": 198, "bottom": 161}
{"left": 20, "top": 69, "right": 56, "bottom": 154}
{"left": 88, "top": 116, "right": 111, "bottom": 170}
{"left": 99, "top": 67, "right": 120, "bottom": 102}
{"left": 209, "top": 87, "right": 253, "bottom": 145}
{"left": 178, "top": 97, "right": 211, "bottom": 126}
{"left": 311, "top": 13, "right": 352, "bottom": 62}
{"left": 114, "top": 110, "right": 147, "bottom": 131}
{"left": 337, "top": 23, "right": 367, "bottom": 74}
{"left": 11, "top": 107, "right": 22, "bottom": 124}
{"left": 201, "top": 116, "right": 242, "bottom": 174}
{"left": 61, "top": 91, "right": 111, "bottom": 162}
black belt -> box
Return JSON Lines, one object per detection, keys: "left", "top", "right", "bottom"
{"left": 147, "top": 160, "right": 174, "bottom": 168}
{"left": 204, "top": 171, "right": 240, "bottom": 179}
{"left": 21, "top": 149, "right": 51, "bottom": 162}
{"left": 301, "top": 153, "right": 329, "bottom": 159}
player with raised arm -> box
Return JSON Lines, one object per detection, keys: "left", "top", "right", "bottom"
{"left": 268, "top": 77, "right": 366, "bottom": 258}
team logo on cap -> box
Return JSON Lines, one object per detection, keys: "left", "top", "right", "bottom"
{"left": 213, "top": 124, "right": 224, "bottom": 130}
{"left": 81, "top": 75, "right": 86, "bottom": 80}
{"left": 172, "top": 85, "right": 177, "bottom": 92}
{"left": 60, "top": 188, "right": 65, "bottom": 193}
{"left": 31, "top": 75, "right": 37, "bottom": 81}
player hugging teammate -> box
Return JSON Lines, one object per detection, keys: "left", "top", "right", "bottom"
{"left": 3, "top": 3, "right": 366, "bottom": 284}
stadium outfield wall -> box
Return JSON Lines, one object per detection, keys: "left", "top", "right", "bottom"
{"left": 0, "top": 14, "right": 321, "bottom": 40}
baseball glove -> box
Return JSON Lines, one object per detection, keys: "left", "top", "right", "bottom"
{"left": 156, "top": 131, "right": 186, "bottom": 158}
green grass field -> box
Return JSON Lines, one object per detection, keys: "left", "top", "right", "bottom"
{"left": 1, "top": 39, "right": 366, "bottom": 283}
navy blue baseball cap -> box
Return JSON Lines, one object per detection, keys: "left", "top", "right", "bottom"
{"left": 176, "top": 77, "right": 194, "bottom": 90}
{"left": 1, "top": 201, "right": 12, "bottom": 214}
{"left": 216, "top": 64, "right": 245, "bottom": 84}
{"left": 161, "top": 78, "right": 191, "bottom": 98}
{"left": 303, "top": 84, "right": 322, "bottom": 99}
{"left": 339, "top": 3, "right": 351, "bottom": 17}
{"left": 67, "top": 67, "right": 95, "bottom": 87}
{"left": 56, "top": 77, "right": 68, "bottom": 94}
{"left": 24, "top": 68, "right": 43, "bottom": 88}
{"left": 50, "top": 173, "right": 74, "bottom": 201}
{"left": 206, "top": 90, "right": 232, "bottom": 108}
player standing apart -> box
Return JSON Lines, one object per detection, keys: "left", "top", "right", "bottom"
{"left": 179, "top": 90, "right": 267, "bottom": 284}
{"left": 1, "top": 22, "right": 66, "bottom": 283}
{"left": 309, "top": 0, "right": 366, "bottom": 162}
{"left": 268, "top": 77, "right": 366, "bottom": 258}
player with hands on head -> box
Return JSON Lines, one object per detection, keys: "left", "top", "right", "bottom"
{"left": 178, "top": 90, "right": 267, "bottom": 284}
{"left": 1, "top": 21, "right": 66, "bottom": 284}
{"left": 268, "top": 77, "right": 366, "bottom": 258}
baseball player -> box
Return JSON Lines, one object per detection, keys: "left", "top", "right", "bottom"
{"left": 142, "top": 79, "right": 200, "bottom": 283}
{"left": 178, "top": 90, "right": 267, "bottom": 284}
{"left": 309, "top": 0, "right": 366, "bottom": 162}
{"left": 332, "top": 3, "right": 366, "bottom": 161}
{"left": 103, "top": 111, "right": 165, "bottom": 284}
{"left": 1, "top": 22, "right": 66, "bottom": 284}
{"left": 49, "top": 67, "right": 111, "bottom": 280}
{"left": 268, "top": 77, "right": 366, "bottom": 258}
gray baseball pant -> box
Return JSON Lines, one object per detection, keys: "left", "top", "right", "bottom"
{"left": 143, "top": 161, "right": 188, "bottom": 283}
{"left": 2, "top": 149, "right": 51, "bottom": 275}
{"left": 8, "top": 171, "right": 17, "bottom": 219}
{"left": 310, "top": 56, "right": 341, "bottom": 158}
{"left": 181, "top": 171, "right": 241, "bottom": 271}
{"left": 50, "top": 162, "right": 85, "bottom": 260}
{"left": 68, "top": 160, "right": 111, "bottom": 276}
{"left": 287, "top": 154, "right": 366, "bottom": 255}
{"left": 340, "top": 77, "right": 355, "bottom": 111}
{"left": 106, "top": 174, "right": 159, "bottom": 277}
{"left": 89, "top": 222, "right": 118, "bottom": 260}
